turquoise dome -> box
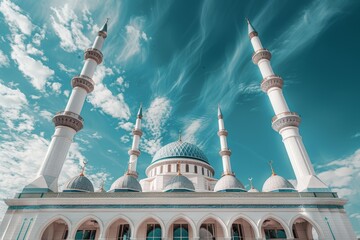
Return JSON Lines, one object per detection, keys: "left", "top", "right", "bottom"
{"left": 152, "top": 140, "right": 208, "bottom": 163}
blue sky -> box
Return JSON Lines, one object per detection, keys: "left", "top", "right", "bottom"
{"left": 0, "top": 0, "right": 360, "bottom": 235}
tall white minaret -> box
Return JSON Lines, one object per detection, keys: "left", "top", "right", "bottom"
{"left": 217, "top": 105, "right": 232, "bottom": 175}
{"left": 127, "top": 105, "right": 143, "bottom": 178}
{"left": 24, "top": 20, "right": 109, "bottom": 193}
{"left": 246, "top": 19, "right": 328, "bottom": 192}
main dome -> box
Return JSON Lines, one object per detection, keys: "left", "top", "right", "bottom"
{"left": 152, "top": 140, "right": 208, "bottom": 163}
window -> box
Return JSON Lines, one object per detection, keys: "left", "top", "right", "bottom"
{"left": 202, "top": 167, "right": 205, "bottom": 175}
{"left": 207, "top": 170, "right": 210, "bottom": 176}
{"left": 173, "top": 224, "right": 189, "bottom": 240}
{"left": 75, "top": 230, "right": 96, "bottom": 240}
{"left": 185, "top": 164, "right": 189, "bottom": 173}
{"left": 146, "top": 224, "right": 162, "bottom": 240}
{"left": 177, "top": 164, "right": 180, "bottom": 173}
{"left": 231, "top": 224, "right": 244, "bottom": 240}
{"left": 264, "top": 229, "right": 286, "bottom": 239}
{"left": 117, "top": 224, "right": 131, "bottom": 240}
{"left": 194, "top": 166, "right": 197, "bottom": 173}
{"left": 168, "top": 164, "right": 171, "bottom": 172}
{"left": 62, "top": 230, "right": 68, "bottom": 240}
{"left": 200, "top": 223, "right": 215, "bottom": 240}
{"left": 160, "top": 166, "right": 163, "bottom": 174}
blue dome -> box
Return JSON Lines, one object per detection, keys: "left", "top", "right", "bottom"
{"left": 163, "top": 174, "right": 195, "bottom": 192}
{"left": 152, "top": 141, "right": 208, "bottom": 163}
{"left": 63, "top": 175, "right": 94, "bottom": 193}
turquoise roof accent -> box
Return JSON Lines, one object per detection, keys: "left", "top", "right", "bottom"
{"left": 63, "top": 175, "right": 94, "bottom": 193}
{"left": 152, "top": 141, "right": 209, "bottom": 163}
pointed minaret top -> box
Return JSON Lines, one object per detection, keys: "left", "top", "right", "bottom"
{"left": 268, "top": 160, "right": 277, "bottom": 176}
{"left": 218, "top": 104, "right": 223, "bottom": 119}
{"left": 80, "top": 160, "right": 87, "bottom": 176}
{"left": 137, "top": 103, "right": 143, "bottom": 119}
{"left": 100, "top": 18, "right": 109, "bottom": 32}
{"left": 245, "top": 18, "right": 257, "bottom": 35}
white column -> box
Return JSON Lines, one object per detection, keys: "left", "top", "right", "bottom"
{"left": 24, "top": 21, "right": 108, "bottom": 192}
{"left": 128, "top": 106, "right": 143, "bottom": 176}
{"left": 247, "top": 19, "right": 328, "bottom": 192}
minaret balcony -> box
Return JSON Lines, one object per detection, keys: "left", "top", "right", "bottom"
{"left": 252, "top": 48, "right": 271, "bottom": 64}
{"left": 128, "top": 149, "right": 141, "bottom": 156}
{"left": 261, "top": 75, "right": 284, "bottom": 92}
{"left": 271, "top": 112, "right": 301, "bottom": 132}
{"left": 71, "top": 75, "right": 95, "bottom": 93}
{"left": 84, "top": 48, "right": 103, "bottom": 64}
{"left": 52, "top": 111, "right": 84, "bottom": 132}
{"left": 132, "top": 129, "right": 143, "bottom": 137}
{"left": 219, "top": 149, "right": 232, "bottom": 156}
{"left": 217, "top": 129, "right": 228, "bottom": 137}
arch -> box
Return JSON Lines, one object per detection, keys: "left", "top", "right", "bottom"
{"left": 197, "top": 214, "right": 228, "bottom": 239}
{"left": 289, "top": 214, "right": 325, "bottom": 240}
{"left": 228, "top": 214, "right": 259, "bottom": 239}
{"left": 104, "top": 215, "right": 134, "bottom": 240}
{"left": 258, "top": 214, "right": 293, "bottom": 239}
{"left": 135, "top": 214, "right": 166, "bottom": 239}
{"left": 71, "top": 215, "right": 104, "bottom": 240}
{"left": 39, "top": 215, "right": 71, "bottom": 240}
{"left": 166, "top": 214, "right": 197, "bottom": 239}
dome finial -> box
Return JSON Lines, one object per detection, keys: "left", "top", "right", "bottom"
{"left": 80, "top": 160, "right": 87, "bottom": 176}
{"left": 248, "top": 177, "right": 254, "bottom": 189}
{"left": 178, "top": 130, "right": 182, "bottom": 142}
{"left": 100, "top": 18, "right": 109, "bottom": 32}
{"left": 268, "top": 160, "right": 276, "bottom": 176}
{"left": 245, "top": 17, "right": 256, "bottom": 35}
{"left": 137, "top": 103, "right": 143, "bottom": 118}
{"left": 218, "top": 104, "right": 223, "bottom": 119}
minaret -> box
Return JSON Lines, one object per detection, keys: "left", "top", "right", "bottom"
{"left": 24, "top": 20, "right": 109, "bottom": 193}
{"left": 217, "top": 105, "right": 232, "bottom": 175}
{"left": 246, "top": 19, "right": 328, "bottom": 192}
{"left": 127, "top": 104, "right": 143, "bottom": 178}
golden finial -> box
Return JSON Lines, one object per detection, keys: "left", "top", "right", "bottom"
{"left": 248, "top": 177, "right": 254, "bottom": 189}
{"left": 80, "top": 160, "right": 87, "bottom": 176}
{"left": 268, "top": 160, "right": 276, "bottom": 176}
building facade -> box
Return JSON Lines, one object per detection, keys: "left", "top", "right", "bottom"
{"left": 0, "top": 19, "right": 356, "bottom": 240}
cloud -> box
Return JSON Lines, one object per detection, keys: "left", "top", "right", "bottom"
{"left": 183, "top": 119, "right": 203, "bottom": 144}
{"left": 0, "top": 0, "right": 33, "bottom": 35}
{"left": 0, "top": 50, "right": 10, "bottom": 67}
{"left": 120, "top": 135, "right": 130, "bottom": 144}
{"left": 58, "top": 62, "right": 77, "bottom": 74}
{"left": 50, "top": 4, "right": 92, "bottom": 52}
{"left": 117, "top": 16, "right": 149, "bottom": 62}
{"left": 141, "top": 97, "right": 172, "bottom": 155}
{"left": 39, "top": 110, "right": 53, "bottom": 122}
{"left": 119, "top": 121, "right": 134, "bottom": 132}
{"left": 87, "top": 65, "right": 131, "bottom": 120}
{"left": 352, "top": 132, "right": 360, "bottom": 138}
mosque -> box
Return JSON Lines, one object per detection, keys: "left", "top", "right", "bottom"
{"left": 0, "top": 19, "right": 356, "bottom": 240}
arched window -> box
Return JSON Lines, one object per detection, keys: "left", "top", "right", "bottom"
{"left": 202, "top": 167, "right": 205, "bottom": 175}
{"left": 160, "top": 166, "right": 163, "bottom": 174}
{"left": 200, "top": 223, "right": 215, "bottom": 240}
{"left": 173, "top": 224, "right": 189, "bottom": 239}
{"left": 185, "top": 164, "right": 189, "bottom": 173}
{"left": 42, "top": 219, "right": 69, "bottom": 240}
{"left": 117, "top": 224, "right": 130, "bottom": 240}
{"left": 261, "top": 218, "right": 287, "bottom": 239}
{"left": 231, "top": 224, "right": 244, "bottom": 240}
{"left": 146, "top": 224, "right": 161, "bottom": 240}
{"left": 168, "top": 164, "right": 171, "bottom": 172}
{"left": 75, "top": 219, "right": 99, "bottom": 240}
{"left": 194, "top": 166, "right": 198, "bottom": 173}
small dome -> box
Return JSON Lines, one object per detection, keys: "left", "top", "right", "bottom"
{"left": 248, "top": 187, "right": 259, "bottom": 192}
{"left": 152, "top": 140, "right": 208, "bottom": 163}
{"left": 214, "top": 175, "right": 246, "bottom": 192}
{"left": 63, "top": 175, "right": 94, "bottom": 193}
{"left": 163, "top": 174, "right": 195, "bottom": 192}
{"left": 262, "top": 174, "right": 296, "bottom": 192}
{"left": 110, "top": 174, "right": 142, "bottom": 192}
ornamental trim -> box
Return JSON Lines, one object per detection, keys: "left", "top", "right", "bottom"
{"left": 71, "top": 75, "right": 95, "bottom": 93}
{"left": 84, "top": 48, "right": 103, "bottom": 64}
{"left": 261, "top": 75, "right": 283, "bottom": 92}
{"left": 52, "top": 111, "right": 84, "bottom": 132}
{"left": 252, "top": 48, "right": 271, "bottom": 64}
{"left": 271, "top": 112, "right": 301, "bottom": 132}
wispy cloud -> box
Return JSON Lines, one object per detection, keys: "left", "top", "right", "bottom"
{"left": 58, "top": 62, "right": 77, "bottom": 74}
{"left": 141, "top": 97, "right": 172, "bottom": 155}
{"left": 0, "top": 50, "right": 10, "bottom": 67}
{"left": 183, "top": 119, "right": 203, "bottom": 144}
{"left": 0, "top": 0, "right": 33, "bottom": 35}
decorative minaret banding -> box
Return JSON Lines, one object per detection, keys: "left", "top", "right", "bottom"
{"left": 127, "top": 104, "right": 143, "bottom": 178}
{"left": 217, "top": 105, "right": 233, "bottom": 176}
{"left": 24, "top": 20, "right": 109, "bottom": 193}
{"left": 246, "top": 18, "right": 328, "bottom": 192}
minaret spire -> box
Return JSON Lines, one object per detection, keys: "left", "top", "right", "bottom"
{"left": 24, "top": 20, "right": 109, "bottom": 193}
{"left": 246, "top": 19, "right": 328, "bottom": 192}
{"left": 127, "top": 104, "right": 143, "bottom": 178}
{"left": 248, "top": 177, "right": 254, "bottom": 189}
{"left": 217, "top": 105, "right": 233, "bottom": 176}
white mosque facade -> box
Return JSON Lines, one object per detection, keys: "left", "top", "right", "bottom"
{"left": 0, "top": 19, "right": 357, "bottom": 240}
